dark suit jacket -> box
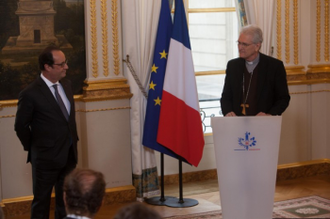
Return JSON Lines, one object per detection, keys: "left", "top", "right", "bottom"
{"left": 221, "top": 53, "right": 290, "bottom": 116}
{"left": 15, "top": 76, "right": 78, "bottom": 169}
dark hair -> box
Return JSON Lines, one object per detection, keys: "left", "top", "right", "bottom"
{"left": 63, "top": 168, "right": 106, "bottom": 217}
{"left": 38, "top": 46, "right": 61, "bottom": 70}
{"left": 114, "top": 202, "right": 161, "bottom": 219}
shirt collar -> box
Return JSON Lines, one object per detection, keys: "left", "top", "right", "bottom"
{"left": 66, "top": 214, "right": 91, "bottom": 219}
{"left": 40, "top": 73, "right": 59, "bottom": 88}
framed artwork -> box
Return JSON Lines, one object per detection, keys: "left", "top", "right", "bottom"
{"left": 0, "top": 0, "right": 86, "bottom": 101}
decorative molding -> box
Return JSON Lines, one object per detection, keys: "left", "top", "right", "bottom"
{"left": 285, "top": 66, "right": 306, "bottom": 81}
{"left": 285, "top": 0, "right": 290, "bottom": 64}
{"left": 82, "top": 78, "right": 132, "bottom": 101}
{"left": 112, "top": 0, "right": 120, "bottom": 76}
{"left": 277, "top": 159, "right": 330, "bottom": 181}
{"left": 293, "top": 0, "right": 299, "bottom": 65}
{"left": 316, "top": 0, "right": 321, "bottom": 62}
{"left": 0, "top": 100, "right": 17, "bottom": 108}
{"left": 76, "top": 106, "right": 131, "bottom": 113}
{"left": 307, "top": 64, "right": 330, "bottom": 73}
{"left": 90, "top": 0, "right": 99, "bottom": 78}
{"left": 276, "top": 0, "right": 282, "bottom": 60}
{"left": 101, "top": 0, "right": 109, "bottom": 77}
{"left": 0, "top": 114, "right": 16, "bottom": 119}
{"left": 325, "top": 0, "right": 330, "bottom": 61}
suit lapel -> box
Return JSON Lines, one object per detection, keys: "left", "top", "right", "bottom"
{"left": 36, "top": 76, "right": 68, "bottom": 121}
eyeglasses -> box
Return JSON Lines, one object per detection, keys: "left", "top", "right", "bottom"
{"left": 237, "top": 41, "right": 254, "bottom": 47}
{"left": 53, "top": 60, "right": 68, "bottom": 68}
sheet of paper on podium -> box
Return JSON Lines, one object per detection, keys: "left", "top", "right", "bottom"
{"left": 211, "top": 116, "right": 282, "bottom": 219}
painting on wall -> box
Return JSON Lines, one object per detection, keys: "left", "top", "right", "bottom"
{"left": 0, "top": 0, "right": 86, "bottom": 101}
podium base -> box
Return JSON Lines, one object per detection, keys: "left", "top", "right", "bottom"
{"left": 164, "top": 198, "right": 199, "bottom": 208}
{"left": 145, "top": 197, "right": 199, "bottom": 208}
{"left": 145, "top": 196, "right": 177, "bottom": 206}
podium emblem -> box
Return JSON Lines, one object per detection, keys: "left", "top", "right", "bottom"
{"left": 237, "top": 132, "right": 258, "bottom": 151}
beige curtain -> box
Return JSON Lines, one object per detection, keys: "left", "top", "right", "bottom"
{"left": 121, "top": 0, "right": 162, "bottom": 200}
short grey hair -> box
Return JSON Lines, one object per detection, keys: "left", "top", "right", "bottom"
{"left": 240, "top": 25, "right": 263, "bottom": 44}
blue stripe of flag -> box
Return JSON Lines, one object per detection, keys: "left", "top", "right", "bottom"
{"left": 171, "top": 0, "right": 191, "bottom": 50}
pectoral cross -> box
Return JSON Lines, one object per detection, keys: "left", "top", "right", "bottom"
{"left": 241, "top": 103, "right": 249, "bottom": 115}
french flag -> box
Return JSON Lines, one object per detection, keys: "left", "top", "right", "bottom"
{"left": 157, "top": 0, "right": 205, "bottom": 167}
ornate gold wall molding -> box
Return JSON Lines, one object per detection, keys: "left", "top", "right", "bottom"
{"left": 316, "top": 0, "right": 321, "bottom": 62}
{"left": 285, "top": 0, "right": 290, "bottom": 64}
{"left": 82, "top": 78, "right": 132, "bottom": 102}
{"left": 112, "top": 0, "right": 120, "bottom": 76}
{"left": 90, "top": 0, "right": 98, "bottom": 78}
{"left": 307, "top": 64, "right": 330, "bottom": 73}
{"left": 83, "top": 0, "right": 129, "bottom": 101}
{"left": 276, "top": 0, "right": 282, "bottom": 60}
{"left": 76, "top": 106, "right": 131, "bottom": 113}
{"left": 88, "top": 0, "right": 120, "bottom": 78}
{"left": 286, "top": 66, "right": 306, "bottom": 81}
{"left": 325, "top": 0, "right": 329, "bottom": 61}
{"left": 293, "top": 0, "right": 299, "bottom": 65}
{"left": 101, "top": 0, "right": 109, "bottom": 77}
{"left": 306, "top": 64, "right": 330, "bottom": 81}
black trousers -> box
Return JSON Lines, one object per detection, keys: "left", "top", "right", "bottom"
{"left": 31, "top": 147, "right": 76, "bottom": 219}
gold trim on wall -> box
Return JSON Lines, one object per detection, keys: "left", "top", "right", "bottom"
{"left": 316, "top": 0, "right": 321, "bottom": 62}
{"left": 293, "top": 0, "right": 299, "bottom": 65}
{"left": 82, "top": 78, "right": 132, "bottom": 101}
{"left": 112, "top": 0, "right": 120, "bottom": 76}
{"left": 307, "top": 64, "right": 330, "bottom": 73}
{"left": 286, "top": 66, "right": 306, "bottom": 81}
{"left": 90, "top": 0, "right": 99, "bottom": 78}
{"left": 101, "top": 0, "right": 109, "bottom": 77}
{"left": 285, "top": 0, "right": 290, "bottom": 64}
{"left": 276, "top": 0, "right": 282, "bottom": 60}
{"left": 187, "top": 8, "right": 236, "bottom": 13}
{"left": 325, "top": 0, "right": 330, "bottom": 61}
{"left": 76, "top": 106, "right": 131, "bottom": 113}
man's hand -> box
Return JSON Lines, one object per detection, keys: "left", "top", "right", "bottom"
{"left": 225, "top": 111, "right": 237, "bottom": 117}
{"left": 256, "top": 112, "right": 271, "bottom": 116}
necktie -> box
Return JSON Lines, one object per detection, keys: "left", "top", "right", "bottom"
{"left": 53, "top": 84, "right": 69, "bottom": 120}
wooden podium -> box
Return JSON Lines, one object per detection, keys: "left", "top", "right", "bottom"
{"left": 211, "top": 116, "right": 282, "bottom": 219}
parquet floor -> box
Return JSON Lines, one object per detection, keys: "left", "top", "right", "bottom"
{"left": 97, "top": 174, "right": 330, "bottom": 218}
{"left": 7, "top": 174, "right": 330, "bottom": 218}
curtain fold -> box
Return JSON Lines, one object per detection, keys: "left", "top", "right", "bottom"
{"left": 121, "top": 0, "right": 162, "bottom": 200}
{"left": 237, "top": 0, "right": 275, "bottom": 56}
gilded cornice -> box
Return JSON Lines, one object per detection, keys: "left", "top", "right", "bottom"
{"left": 307, "top": 64, "right": 330, "bottom": 78}
{"left": 82, "top": 78, "right": 132, "bottom": 102}
{"left": 307, "top": 64, "right": 330, "bottom": 73}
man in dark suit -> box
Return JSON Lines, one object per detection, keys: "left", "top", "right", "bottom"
{"left": 63, "top": 168, "right": 105, "bottom": 219}
{"left": 221, "top": 25, "right": 290, "bottom": 116}
{"left": 15, "top": 46, "right": 79, "bottom": 219}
